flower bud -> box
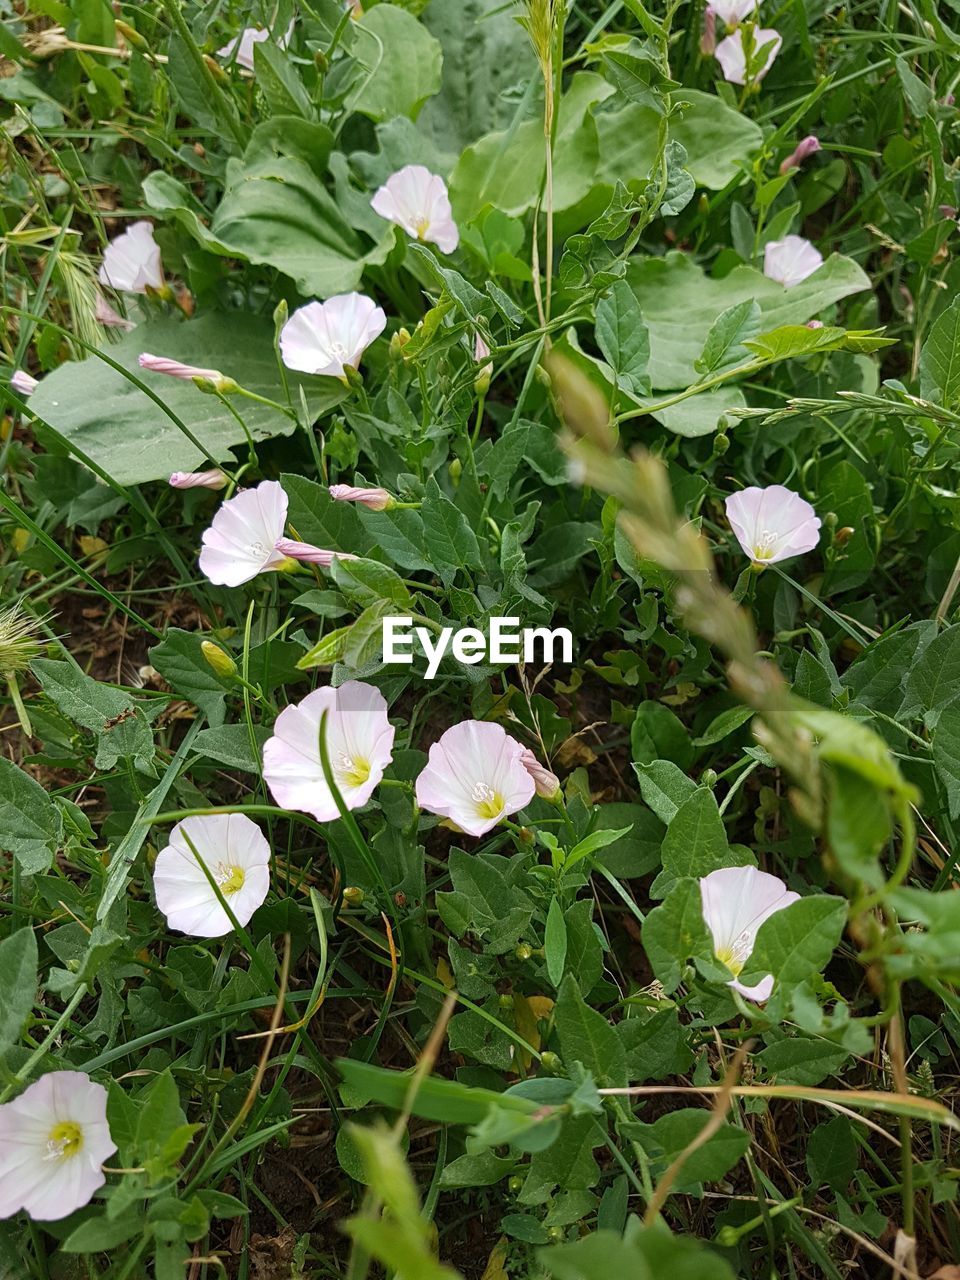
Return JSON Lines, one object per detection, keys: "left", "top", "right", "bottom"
{"left": 203, "top": 53, "right": 227, "bottom": 81}
{"left": 835, "top": 525, "right": 856, "bottom": 546}
{"left": 700, "top": 6, "right": 717, "bottom": 55}
{"left": 389, "top": 328, "right": 411, "bottom": 361}
{"left": 515, "top": 942, "right": 533, "bottom": 961}
{"left": 498, "top": 992, "right": 513, "bottom": 1009}
{"left": 314, "top": 49, "right": 329, "bottom": 72}
{"left": 328, "top": 484, "right": 393, "bottom": 512}
{"left": 540, "top": 1051, "right": 561, "bottom": 1073}
{"left": 169, "top": 470, "right": 228, "bottom": 490}
{"left": 115, "top": 18, "right": 147, "bottom": 49}
{"left": 519, "top": 748, "right": 562, "bottom": 802}
{"left": 712, "top": 431, "right": 730, "bottom": 457}
{"left": 201, "top": 640, "right": 237, "bottom": 679}
{"left": 448, "top": 457, "right": 462, "bottom": 486}
{"left": 701, "top": 768, "right": 718, "bottom": 788}
{"left": 342, "top": 886, "right": 365, "bottom": 905}
{"left": 10, "top": 369, "right": 38, "bottom": 397}
{"left": 779, "top": 135, "right": 821, "bottom": 175}
{"left": 474, "top": 333, "right": 493, "bottom": 395}
{"left": 273, "top": 298, "right": 289, "bottom": 331}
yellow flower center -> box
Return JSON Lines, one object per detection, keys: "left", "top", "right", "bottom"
{"left": 471, "top": 782, "right": 504, "bottom": 821}
{"left": 414, "top": 214, "right": 430, "bottom": 240}
{"left": 715, "top": 930, "right": 753, "bottom": 977}
{"left": 751, "top": 530, "right": 779, "bottom": 562}
{"left": 46, "top": 1121, "right": 83, "bottom": 1162}
{"left": 215, "top": 863, "right": 246, "bottom": 895}
{"left": 337, "top": 753, "right": 371, "bottom": 788}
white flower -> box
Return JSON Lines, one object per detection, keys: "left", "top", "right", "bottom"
{"left": 763, "top": 234, "right": 824, "bottom": 287}
{"left": 724, "top": 484, "right": 822, "bottom": 566}
{"left": 415, "top": 721, "right": 536, "bottom": 838}
{"left": 198, "top": 480, "right": 291, "bottom": 587}
{"left": 699, "top": 866, "right": 799, "bottom": 1001}
{"left": 262, "top": 681, "right": 395, "bottom": 822}
{"left": 217, "top": 21, "right": 293, "bottom": 72}
{"left": 708, "top": 0, "right": 758, "bottom": 25}
{"left": 279, "top": 294, "right": 386, "bottom": 378}
{"left": 10, "top": 370, "right": 38, "bottom": 396}
{"left": 98, "top": 221, "right": 164, "bottom": 294}
{"left": 153, "top": 813, "right": 271, "bottom": 937}
{"left": 0, "top": 1071, "right": 116, "bottom": 1221}
{"left": 371, "top": 165, "right": 460, "bottom": 255}
{"left": 715, "top": 26, "right": 782, "bottom": 84}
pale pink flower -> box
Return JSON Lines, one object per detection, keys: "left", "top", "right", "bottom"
{"left": 329, "top": 484, "right": 393, "bottom": 512}
{"left": 274, "top": 537, "right": 358, "bottom": 566}
{"left": 279, "top": 294, "right": 386, "bottom": 378}
{"left": 217, "top": 21, "right": 293, "bottom": 71}
{"left": 371, "top": 165, "right": 460, "bottom": 255}
{"left": 763, "top": 234, "right": 824, "bottom": 287}
{"left": 699, "top": 866, "right": 799, "bottom": 1002}
{"left": 154, "top": 814, "right": 271, "bottom": 937}
{"left": 198, "top": 480, "right": 291, "bottom": 587}
{"left": 725, "top": 484, "right": 821, "bottom": 566}
{"left": 700, "top": 6, "right": 717, "bottom": 55}
{"left": 415, "top": 721, "right": 536, "bottom": 838}
{"left": 708, "top": 0, "right": 758, "bottom": 25}
{"left": 263, "top": 682, "right": 395, "bottom": 822}
{"left": 95, "top": 291, "right": 135, "bottom": 330}
{"left": 474, "top": 333, "right": 493, "bottom": 392}
{"left": 139, "top": 353, "right": 225, "bottom": 383}
{"left": 715, "top": 27, "right": 782, "bottom": 84}
{"left": 519, "top": 748, "right": 561, "bottom": 801}
{"left": 169, "top": 470, "right": 228, "bottom": 490}
{"left": 0, "top": 1072, "right": 116, "bottom": 1221}
{"left": 805, "top": 320, "right": 825, "bottom": 329}
{"left": 98, "top": 221, "right": 164, "bottom": 294}
{"left": 779, "top": 135, "right": 821, "bottom": 175}
{"left": 10, "top": 370, "right": 38, "bottom": 396}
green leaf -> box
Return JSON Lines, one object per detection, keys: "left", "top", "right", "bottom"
{"left": 633, "top": 1110, "right": 750, "bottom": 1186}
{"left": 652, "top": 789, "right": 749, "bottom": 898}
{"left": 420, "top": 478, "right": 484, "bottom": 578}
{"left": 28, "top": 313, "right": 320, "bottom": 486}
{"left": 595, "top": 280, "right": 651, "bottom": 396}
{"left": 920, "top": 296, "right": 960, "bottom": 409}
{"left": 539, "top": 1226, "right": 736, "bottom": 1280}
{"left": 806, "top": 1116, "right": 858, "bottom": 1192}
{"left": 0, "top": 757, "right": 63, "bottom": 873}
{"left": 694, "top": 299, "right": 762, "bottom": 374}
{"left": 742, "top": 895, "right": 848, "bottom": 989}
{"left": 252, "top": 39, "right": 315, "bottom": 120}
{"left": 329, "top": 556, "right": 412, "bottom": 610}
{"left": 297, "top": 626, "right": 352, "bottom": 671}
{"left": 554, "top": 975, "right": 627, "bottom": 1087}
{"left": 192, "top": 725, "right": 269, "bottom": 773}
{"left": 826, "top": 765, "right": 890, "bottom": 887}
{"left": 148, "top": 631, "right": 230, "bottom": 727}
{"left": 631, "top": 700, "right": 694, "bottom": 769}
{"left": 545, "top": 898, "right": 568, "bottom": 988}
{"left": 623, "top": 250, "right": 870, "bottom": 389}
{"left": 634, "top": 760, "right": 698, "bottom": 824}
{"left": 0, "top": 927, "right": 38, "bottom": 1054}
{"left": 337, "top": 1058, "right": 540, "bottom": 1125}
{"left": 33, "top": 659, "right": 155, "bottom": 769}
{"left": 642, "top": 878, "right": 714, "bottom": 992}
{"left": 757, "top": 1037, "right": 849, "bottom": 1087}
{"left": 350, "top": 5, "right": 443, "bottom": 122}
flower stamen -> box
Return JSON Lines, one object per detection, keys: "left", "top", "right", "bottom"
{"left": 45, "top": 1121, "right": 83, "bottom": 1162}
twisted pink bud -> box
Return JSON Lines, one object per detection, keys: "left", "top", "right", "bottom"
{"left": 274, "top": 537, "right": 359, "bottom": 566}
{"left": 328, "top": 484, "right": 393, "bottom": 512}
{"left": 779, "top": 135, "right": 821, "bottom": 175}
{"left": 169, "top": 470, "right": 229, "bottom": 490}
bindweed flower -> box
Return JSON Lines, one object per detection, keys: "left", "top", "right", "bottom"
{"left": 519, "top": 748, "right": 561, "bottom": 802}
{"left": 98, "top": 221, "right": 164, "bottom": 295}
{"left": 274, "top": 537, "right": 358, "bottom": 566}
{"left": 763, "top": 234, "right": 824, "bottom": 287}
{"left": 328, "top": 484, "right": 393, "bottom": 512}
{"left": 715, "top": 26, "right": 782, "bottom": 84}
{"left": 153, "top": 814, "right": 271, "bottom": 937}
{"left": 699, "top": 865, "right": 799, "bottom": 1001}
{"left": 700, "top": 6, "right": 717, "bottom": 55}
{"left": 262, "top": 681, "right": 395, "bottom": 822}
{"left": 279, "top": 294, "right": 386, "bottom": 378}
{"left": 415, "top": 721, "right": 536, "bottom": 838}
{"left": 709, "top": 0, "right": 758, "bottom": 25}
{"left": 138, "top": 353, "right": 233, "bottom": 391}
{"left": 217, "top": 21, "right": 293, "bottom": 71}
{"left": 371, "top": 165, "right": 460, "bottom": 255}
{"left": 474, "top": 333, "right": 493, "bottom": 394}
{"left": 779, "top": 135, "right": 821, "bottom": 175}
{"left": 10, "top": 370, "right": 38, "bottom": 396}
{"left": 0, "top": 1071, "right": 116, "bottom": 1221}
{"left": 725, "top": 484, "right": 822, "bottom": 566}
{"left": 198, "top": 480, "right": 292, "bottom": 587}
{"left": 169, "top": 469, "right": 229, "bottom": 490}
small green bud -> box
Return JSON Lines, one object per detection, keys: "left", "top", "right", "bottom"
{"left": 389, "top": 328, "right": 411, "bottom": 361}
{"left": 448, "top": 457, "right": 462, "bottom": 487}
{"left": 701, "top": 768, "right": 718, "bottom": 788}
{"left": 498, "top": 993, "right": 514, "bottom": 1009}
{"left": 508, "top": 1175, "right": 523, "bottom": 1193}
{"left": 547, "top": 1227, "right": 565, "bottom": 1243}
{"left": 201, "top": 640, "right": 237, "bottom": 679}
{"left": 540, "top": 1051, "right": 561, "bottom": 1073}
{"left": 823, "top": 511, "right": 838, "bottom": 530}
{"left": 314, "top": 49, "right": 329, "bottom": 72}
{"left": 712, "top": 431, "right": 730, "bottom": 456}
{"left": 515, "top": 942, "right": 534, "bottom": 962}
{"left": 716, "top": 1226, "right": 740, "bottom": 1248}
{"left": 115, "top": 19, "right": 147, "bottom": 49}
{"left": 342, "top": 886, "right": 365, "bottom": 906}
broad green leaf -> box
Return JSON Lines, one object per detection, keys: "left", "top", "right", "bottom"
{"left": 631, "top": 700, "right": 694, "bottom": 769}
{"left": 148, "top": 631, "right": 230, "bottom": 727}
{"left": 0, "top": 927, "right": 38, "bottom": 1054}
{"left": 554, "top": 975, "right": 627, "bottom": 1087}
{"left": 192, "top": 725, "right": 269, "bottom": 772}
{"left": 634, "top": 759, "right": 698, "bottom": 824}
{"left": 633, "top": 1109, "right": 750, "bottom": 1185}
{"left": 806, "top": 1116, "right": 859, "bottom": 1192}
{"left": 742, "top": 895, "right": 847, "bottom": 989}
{"left": 420, "top": 478, "right": 484, "bottom": 579}
{"left": 252, "top": 39, "right": 314, "bottom": 120}
{"left": 757, "top": 1038, "right": 849, "bottom": 1087}
{"left": 297, "top": 625, "right": 352, "bottom": 671}
{"left": 0, "top": 757, "right": 63, "bottom": 873}
{"left": 545, "top": 898, "right": 568, "bottom": 988}
{"left": 539, "top": 1227, "right": 736, "bottom": 1280}
{"left": 920, "top": 297, "right": 960, "bottom": 410}
{"left": 329, "top": 556, "right": 412, "bottom": 610}
{"left": 350, "top": 5, "right": 443, "bottom": 122}
{"left": 33, "top": 659, "right": 156, "bottom": 767}
{"left": 695, "top": 299, "right": 762, "bottom": 374}
{"left": 337, "top": 1058, "right": 540, "bottom": 1125}
{"left": 28, "top": 313, "right": 324, "bottom": 485}
{"left": 652, "top": 789, "right": 750, "bottom": 898}
{"left": 595, "top": 280, "right": 650, "bottom": 396}
{"left": 825, "top": 765, "right": 890, "bottom": 887}
{"left": 624, "top": 250, "right": 870, "bottom": 389}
